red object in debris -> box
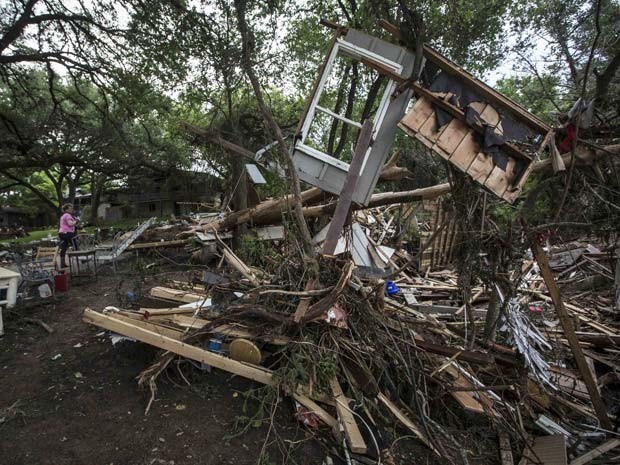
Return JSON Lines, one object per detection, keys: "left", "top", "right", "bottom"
{"left": 528, "top": 305, "right": 543, "bottom": 313}
{"left": 54, "top": 270, "right": 68, "bottom": 293}
{"left": 558, "top": 123, "right": 576, "bottom": 153}
{"left": 294, "top": 403, "right": 320, "bottom": 429}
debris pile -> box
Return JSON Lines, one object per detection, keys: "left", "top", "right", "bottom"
{"left": 80, "top": 20, "right": 620, "bottom": 465}
{"left": 83, "top": 211, "right": 620, "bottom": 464}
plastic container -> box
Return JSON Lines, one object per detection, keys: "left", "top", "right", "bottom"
{"left": 385, "top": 281, "right": 400, "bottom": 296}
{"left": 54, "top": 270, "right": 68, "bottom": 293}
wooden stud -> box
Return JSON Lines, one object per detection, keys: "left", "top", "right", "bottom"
{"left": 529, "top": 236, "right": 613, "bottom": 430}
{"left": 330, "top": 378, "right": 367, "bottom": 454}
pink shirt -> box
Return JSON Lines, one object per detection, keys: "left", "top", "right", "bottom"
{"left": 59, "top": 213, "right": 76, "bottom": 233}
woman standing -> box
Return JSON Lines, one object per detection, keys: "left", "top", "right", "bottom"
{"left": 58, "top": 204, "right": 78, "bottom": 268}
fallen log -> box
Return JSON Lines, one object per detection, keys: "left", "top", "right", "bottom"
{"left": 179, "top": 162, "right": 414, "bottom": 237}
{"left": 302, "top": 183, "right": 452, "bottom": 219}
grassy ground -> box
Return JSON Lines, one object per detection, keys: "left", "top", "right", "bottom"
{"left": 0, "top": 217, "right": 159, "bottom": 245}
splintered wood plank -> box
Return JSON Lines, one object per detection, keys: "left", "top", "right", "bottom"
{"left": 468, "top": 152, "right": 495, "bottom": 183}
{"left": 330, "top": 379, "right": 367, "bottom": 454}
{"left": 399, "top": 96, "right": 434, "bottom": 132}
{"left": 435, "top": 118, "right": 469, "bottom": 155}
{"left": 450, "top": 132, "right": 480, "bottom": 172}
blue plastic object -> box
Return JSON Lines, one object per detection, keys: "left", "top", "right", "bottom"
{"left": 385, "top": 281, "right": 399, "bottom": 296}
{"left": 208, "top": 338, "right": 222, "bottom": 352}
{"left": 126, "top": 291, "right": 135, "bottom": 302}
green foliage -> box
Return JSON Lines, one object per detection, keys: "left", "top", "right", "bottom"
{"left": 223, "top": 386, "right": 277, "bottom": 441}
{"left": 495, "top": 74, "right": 561, "bottom": 123}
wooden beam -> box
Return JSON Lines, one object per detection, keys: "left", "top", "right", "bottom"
{"left": 84, "top": 308, "right": 337, "bottom": 425}
{"left": 330, "top": 378, "right": 367, "bottom": 454}
{"left": 149, "top": 287, "right": 206, "bottom": 303}
{"left": 323, "top": 120, "right": 374, "bottom": 255}
{"left": 529, "top": 235, "right": 613, "bottom": 430}
{"left": 84, "top": 308, "right": 273, "bottom": 384}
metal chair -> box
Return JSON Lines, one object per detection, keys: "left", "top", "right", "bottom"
{"left": 68, "top": 234, "right": 97, "bottom": 283}
{"left": 14, "top": 253, "right": 55, "bottom": 301}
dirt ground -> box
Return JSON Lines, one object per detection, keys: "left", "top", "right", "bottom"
{"left": 0, "top": 267, "right": 325, "bottom": 465}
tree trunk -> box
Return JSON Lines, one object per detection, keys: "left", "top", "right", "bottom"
{"left": 231, "top": 147, "right": 248, "bottom": 249}
{"left": 90, "top": 174, "right": 106, "bottom": 224}
{"left": 234, "top": 0, "right": 314, "bottom": 255}
{"left": 180, "top": 181, "right": 450, "bottom": 238}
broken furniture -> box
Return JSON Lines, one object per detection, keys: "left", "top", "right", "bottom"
{"left": 308, "top": 21, "right": 553, "bottom": 204}
{"left": 67, "top": 249, "right": 97, "bottom": 284}
{"left": 96, "top": 217, "right": 156, "bottom": 271}
{"left": 0, "top": 266, "right": 20, "bottom": 336}
{"left": 34, "top": 246, "right": 58, "bottom": 271}
{"left": 14, "top": 252, "right": 55, "bottom": 301}
{"left": 387, "top": 23, "right": 552, "bottom": 202}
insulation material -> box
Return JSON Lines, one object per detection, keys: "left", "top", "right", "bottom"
{"left": 500, "top": 299, "right": 555, "bottom": 389}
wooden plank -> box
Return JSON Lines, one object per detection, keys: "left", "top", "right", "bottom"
{"left": 149, "top": 287, "right": 206, "bottom": 303}
{"left": 418, "top": 108, "right": 442, "bottom": 142}
{"left": 377, "top": 392, "right": 436, "bottom": 452}
{"left": 570, "top": 438, "right": 620, "bottom": 465}
{"left": 444, "top": 364, "right": 496, "bottom": 415}
{"left": 435, "top": 118, "right": 470, "bottom": 155}
{"left": 484, "top": 166, "right": 510, "bottom": 198}
{"left": 529, "top": 236, "right": 613, "bottom": 430}
{"left": 499, "top": 432, "right": 515, "bottom": 465}
{"left": 323, "top": 120, "right": 374, "bottom": 255}
{"left": 330, "top": 378, "right": 367, "bottom": 454}
{"left": 468, "top": 151, "right": 495, "bottom": 183}
{"left": 450, "top": 132, "right": 481, "bottom": 173}
{"left": 400, "top": 96, "right": 434, "bottom": 131}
